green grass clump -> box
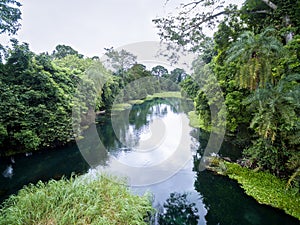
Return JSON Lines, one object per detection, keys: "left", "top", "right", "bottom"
{"left": 149, "top": 91, "right": 182, "bottom": 99}
{"left": 128, "top": 99, "right": 144, "bottom": 105}
{"left": 0, "top": 175, "right": 153, "bottom": 225}
{"left": 223, "top": 162, "right": 300, "bottom": 220}
{"left": 111, "top": 103, "right": 132, "bottom": 111}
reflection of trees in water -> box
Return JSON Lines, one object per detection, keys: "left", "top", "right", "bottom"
{"left": 192, "top": 127, "right": 298, "bottom": 225}
{"left": 79, "top": 124, "right": 109, "bottom": 167}
{"left": 158, "top": 192, "right": 199, "bottom": 225}
{"left": 194, "top": 127, "right": 242, "bottom": 162}
{"left": 96, "top": 98, "right": 194, "bottom": 158}
{"left": 194, "top": 170, "right": 299, "bottom": 225}
{"left": 195, "top": 170, "right": 252, "bottom": 225}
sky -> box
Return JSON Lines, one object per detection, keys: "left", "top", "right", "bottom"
{"left": 1, "top": 0, "right": 242, "bottom": 58}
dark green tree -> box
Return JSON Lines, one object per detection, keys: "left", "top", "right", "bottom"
{"left": 52, "top": 44, "right": 83, "bottom": 59}
{"left": 151, "top": 65, "right": 169, "bottom": 77}
{"left": 243, "top": 74, "right": 300, "bottom": 174}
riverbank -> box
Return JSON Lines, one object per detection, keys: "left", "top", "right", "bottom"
{"left": 111, "top": 91, "right": 183, "bottom": 111}
{"left": 188, "top": 109, "right": 300, "bottom": 220}
{"left": 0, "top": 174, "right": 153, "bottom": 225}
{"left": 205, "top": 157, "right": 300, "bottom": 220}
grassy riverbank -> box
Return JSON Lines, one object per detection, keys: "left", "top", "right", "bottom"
{"left": 206, "top": 157, "right": 300, "bottom": 220}
{"left": 112, "top": 91, "right": 182, "bottom": 111}
{"left": 0, "top": 175, "right": 153, "bottom": 225}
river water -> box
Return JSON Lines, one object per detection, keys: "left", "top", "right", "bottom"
{"left": 0, "top": 98, "right": 299, "bottom": 225}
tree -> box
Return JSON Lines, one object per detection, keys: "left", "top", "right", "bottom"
{"left": 104, "top": 47, "right": 137, "bottom": 78}
{"left": 151, "top": 65, "right": 169, "bottom": 77}
{"left": 52, "top": 44, "right": 83, "bottom": 59}
{"left": 5, "top": 39, "right": 34, "bottom": 75}
{"left": 126, "top": 63, "right": 151, "bottom": 82}
{"left": 243, "top": 74, "right": 300, "bottom": 174}
{"left": 241, "top": 0, "right": 300, "bottom": 42}
{"left": 0, "top": 42, "right": 104, "bottom": 155}
{"left": 53, "top": 54, "right": 93, "bottom": 73}
{"left": 0, "top": 0, "right": 22, "bottom": 35}
{"left": 244, "top": 74, "right": 299, "bottom": 143}
{"left": 226, "top": 27, "right": 284, "bottom": 90}
{"left": 170, "top": 68, "right": 187, "bottom": 83}
{"left": 180, "top": 75, "right": 200, "bottom": 99}
{"left": 153, "top": 0, "right": 299, "bottom": 55}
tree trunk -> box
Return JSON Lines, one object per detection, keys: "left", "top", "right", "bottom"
{"left": 284, "top": 15, "right": 293, "bottom": 43}
{"left": 260, "top": 0, "right": 278, "bottom": 10}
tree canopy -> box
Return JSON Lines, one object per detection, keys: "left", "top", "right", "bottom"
{"left": 156, "top": 0, "right": 300, "bottom": 185}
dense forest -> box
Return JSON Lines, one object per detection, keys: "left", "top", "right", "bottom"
{"left": 154, "top": 0, "right": 300, "bottom": 188}
{"left": 0, "top": 0, "right": 299, "bottom": 188}
{"left": 0, "top": 0, "right": 300, "bottom": 223}
{"left": 0, "top": 39, "right": 186, "bottom": 156}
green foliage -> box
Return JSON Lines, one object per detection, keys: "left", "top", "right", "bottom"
{"left": 224, "top": 90, "right": 251, "bottom": 132}
{"left": 156, "top": 0, "right": 300, "bottom": 184}
{"left": 242, "top": 74, "right": 300, "bottom": 175}
{"left": 0, "top": 174, "right": 153, "bottom": 225}
{"left": 169, "top": 68, "right": 187, "bottom": 83}
{"left": 244, "top": 74, "right": 299, "bottom": 141}
{"left": 112, "top": 92, "right": 183, "bottom": 112}
{"left": 52, "top": 44, "right": 83, "bottom": 59}
{"left": 242, "top": 0, "right": 300, "bottom": 36}
{"left": 0, "top": 42, "right": 116, "bottom": 155}
{"left": 151, "top": 65, "right": 168, "bottom": 77}
{"left": 126, "top": 64, "right": 151, "bottom": 83}
{"left": 104, "top": 47, "right": 137, "bottom": 77}
{"left": 279, "top": 35, "right": 300, "bottom": 74}
{"left": 226, "top": 27, "right": 284, "bottom": 90}
{"left": 180, "top": 75, "right": 200, "bottom": 99}
{"left": 0, "top": 0, "right": 22, "bottom": 35}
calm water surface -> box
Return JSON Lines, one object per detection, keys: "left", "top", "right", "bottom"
{"left": 0, "top": 98, "right": 299, "bottom": 225}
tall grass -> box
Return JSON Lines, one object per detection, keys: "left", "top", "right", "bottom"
{"left": 0, "top": 174, "right": 153, "bottom": 225}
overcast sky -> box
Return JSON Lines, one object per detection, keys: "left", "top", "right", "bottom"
{"left": 1, "top": 0, "right": 242, "bottom": 58}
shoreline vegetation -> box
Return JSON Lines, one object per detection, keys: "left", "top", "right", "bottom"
{"left": 189, "top": 112, "right": 300, "bottom": 220}
{"left": 0, "top": 174, "right": 153, "bottom": 225}
{"left": 110, "top": 91, "right": 183, "bottom": 112}
{"left": 204, "top": 156, "right": 300, "bottom": 220}
{"left": 187, "top": 111, "right": 209, "bottom": 130}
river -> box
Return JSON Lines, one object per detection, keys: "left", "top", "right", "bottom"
{"left": 0, "top": 98, "right": 299, "bottom": 225}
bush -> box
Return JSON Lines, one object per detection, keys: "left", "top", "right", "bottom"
{"left": 0, "top": 174, "right": 153, "bottom": 225}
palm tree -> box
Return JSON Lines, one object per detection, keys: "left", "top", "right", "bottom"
{"left": 227, "top": 27, "right": 284, "bottom": 90}
{"left": 243, "top": 74, "right": 299, "bottom": 142}
{"left": 243, "top": 74, "right": 300, "bottom": 175}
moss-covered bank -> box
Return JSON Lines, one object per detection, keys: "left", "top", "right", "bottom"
{"left": 206, "top": 157, "right": 300, "bottom": 220}
{"left": 0, "top": 174, "right": 153, "bottom": 225}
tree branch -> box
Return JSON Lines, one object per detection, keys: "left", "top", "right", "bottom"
{"left": 260, "top": 0, "right": 278, "bottom": 10}
{"left": 248, "top": 10, "right": 271, "bottom": 14}
{"left": 182, "top": 0, "right": 204, "bottom": 8}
